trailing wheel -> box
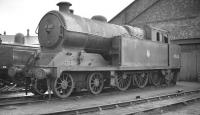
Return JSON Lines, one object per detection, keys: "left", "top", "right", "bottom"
{"left": 115, "top": 72, "right": 131, "bottom": 91}
{"left": 134, "top": 72, "right": 149, "bottom": 88}
{"left": 149, "top": 71, "right": 161, "bottom": 86}
{"left": 172, "top": 71, "right": 179, "bottom": 85}
{"left": 87, "top": 72, "right": 104, "bottom": 94}
{"left": 165, "top": 70, "right": 175, "bottom": 86}
{"left": 51, "top": 73, "right": 74, "bottom": 98}
{"left": 31, "top": 78, "right": 48, "bottom": 95}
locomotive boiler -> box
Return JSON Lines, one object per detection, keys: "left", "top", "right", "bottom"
{"left": 29, "top": 2, "right": 181, "bottom": 98}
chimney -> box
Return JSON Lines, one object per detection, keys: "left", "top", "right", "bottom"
{"left": 57, "top": 2, "right": 72, "bottom": 14}
{"left": 27, "top": 29, "right": 30, "bottom": 37}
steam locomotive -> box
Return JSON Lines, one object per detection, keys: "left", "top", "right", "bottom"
{"left": 0, "top": 33, "right": 39, "bottom": 89}
{"left": 28, "top": 2, "right": 181, "bottom": 98}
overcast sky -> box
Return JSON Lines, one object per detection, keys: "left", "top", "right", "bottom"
{"left": 0, "top": 0, "right": 134, "bottom": 36}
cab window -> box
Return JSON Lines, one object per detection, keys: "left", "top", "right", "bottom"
{"left": 156, "top": 32, "right": 160, "bottom": 42}
{"left": 164, "top": 36, "right": 168, "bottom": 43}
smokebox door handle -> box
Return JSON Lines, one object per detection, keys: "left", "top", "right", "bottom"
{"left": 45, "top": 24, "right": 54, "bottom": 33}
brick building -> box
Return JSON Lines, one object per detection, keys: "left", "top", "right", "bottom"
{"left": 109, "top": 0, "right": 200, "bottom": 81}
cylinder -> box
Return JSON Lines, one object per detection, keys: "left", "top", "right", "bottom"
{"left": 8, "top": 66, "right": 22, "bottom": 78}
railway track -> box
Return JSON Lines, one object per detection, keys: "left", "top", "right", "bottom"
{"left": 0, "top": 86, "right": 200, "bottom": 115}
{"left": 0, "top": 85, "right": 25, "bottom": 94}
{"left": 0, "top": 89, "right": 100, "bottom": 107}
{"left": 0, "top": 94, "right": 47, "bottom": 107}
{"left": 39, "top": 89, "right": 200, "bottom": 115}
{"left": 0, "top": 85, "right": 173, "bottom": 107}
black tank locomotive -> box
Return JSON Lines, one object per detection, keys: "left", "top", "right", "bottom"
{"left": 28, "top": 2, "right": 181, "bottom": 98}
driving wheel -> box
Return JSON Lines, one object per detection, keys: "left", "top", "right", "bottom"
{"left": 51, "top": 73, "right": 74, "bottom": 98}
{"left": 87, "top": 72, "right": 104, "bottom": 94}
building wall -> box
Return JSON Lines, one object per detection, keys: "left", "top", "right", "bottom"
{"left": 110, "top": 0, "right": 200, "bottom": 24}
{"left": 110, "top": 0, "right": 200, "bottom": 81}
{"left": 179, "top": 44, "right": 200, "bottom": 81}
{"left": 110, "top": 0, "right": 159, "bottom": 25}
{"left": 110, "top": 0, "right": 200, "bottom": 40}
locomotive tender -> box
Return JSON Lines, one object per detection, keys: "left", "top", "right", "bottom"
{"left": 30, "top": 2, "right": 181, "bottom": 98}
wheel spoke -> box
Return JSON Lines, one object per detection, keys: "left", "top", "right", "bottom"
{"left": 90, "top": 82, "right": 95, "bottom": 85}
{"left": 93, "top": 86, "right": 97, "bottom": 92}
{"left": 56, "top": 85, "right": 62, "bottom": 89}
